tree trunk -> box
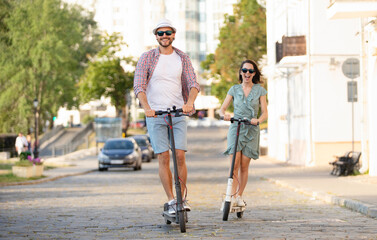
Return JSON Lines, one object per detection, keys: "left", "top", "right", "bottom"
{"left": 121, "top": 105, "right": 129, "bottom": 137}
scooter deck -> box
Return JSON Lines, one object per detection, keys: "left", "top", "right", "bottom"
{"left": 162, "top": 211, "right": 178, "bottom": 224}
{"left": 221, "top": 201, "right": 246, "bottom": 212}
{"left": 230, "top": 206, "right": 245, "bottom": 213}
{"left": 162, "top": 203, "right": 188, "bottom": 224}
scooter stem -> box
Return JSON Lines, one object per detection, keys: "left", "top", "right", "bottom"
{"left": 225, "top": 178, "right": 233, "bottom": 202}
{"left": 228, "top": 121, "right": 242, "bottom": 179}
{"left": 167, "top": 113, "right": 184, "bottom": 212}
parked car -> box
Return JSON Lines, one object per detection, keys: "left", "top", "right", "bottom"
{"left": 131, "top": 135, "right": 153, "bottom": 162}
{"left": 143, "top": 134, "right": 155, "bottom": 159}
{"left": 130, "top": 120, "right": 146, "bottom": 129}
{"left": 98, "top": 138, "right": 142, "bottom": 171}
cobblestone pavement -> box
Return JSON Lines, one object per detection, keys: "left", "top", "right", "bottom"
{"left": 1, "top": 127, "right": 377, "bottom": 239}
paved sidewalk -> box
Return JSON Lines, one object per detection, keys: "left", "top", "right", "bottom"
{"left": 2, "top": 145, "right": 377, "bottom": 219}
{"left": 253, "top": 156, "right": 377, "bottom": 219}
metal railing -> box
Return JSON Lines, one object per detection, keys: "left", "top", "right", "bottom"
{"left": 42, "top": 123, "right": 94, "bottom": 157}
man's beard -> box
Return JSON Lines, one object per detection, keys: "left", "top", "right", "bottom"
{"left": 157, "top": 37, "right": 174, "bottom": 47}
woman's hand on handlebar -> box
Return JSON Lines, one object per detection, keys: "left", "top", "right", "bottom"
{"left": 250, "top": 118, "right": 259, "bottom": 125}
{"left": 222, "top": 114, "right": 231, "bottom": 121}
{"left": 145, "top": 109, "right": 156, "bottom": 118}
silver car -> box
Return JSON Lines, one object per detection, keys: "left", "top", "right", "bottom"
{"left": 130, "top": 135, "right": 154, "bottom": 162}
{"left": 98, "top": 138, "right": 142, "bottom": 171}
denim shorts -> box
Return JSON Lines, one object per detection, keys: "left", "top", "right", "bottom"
{"left": 146, "top": 116, "right": 187, "bottom": 154}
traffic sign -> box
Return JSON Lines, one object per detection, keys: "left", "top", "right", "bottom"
{"left": 347, "top": 81, "right": 357, "bottom": 102}
{"left": 342, "top": 58, "right": 360, "bottom": 79}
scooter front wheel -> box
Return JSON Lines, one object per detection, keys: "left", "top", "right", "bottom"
{"left": 179, "top": 211, "right": 186, "bottom": 232}
{"left": 222, "top": 201, "right": 231, "bottom": 221}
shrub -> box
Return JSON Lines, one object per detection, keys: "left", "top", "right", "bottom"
{"left": 19, "top": 151, "right": 31, "bottom": 161}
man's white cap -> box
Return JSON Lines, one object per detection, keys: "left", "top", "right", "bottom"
{"left": 152, "top": 19, "right": 176, "bottom": 35}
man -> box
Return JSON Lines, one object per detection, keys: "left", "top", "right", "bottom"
{"left": 15, "top": 132, "right": 28, "bottom": 156}
{"left": 134, "top": 19, "right": 200, "bottom": 214}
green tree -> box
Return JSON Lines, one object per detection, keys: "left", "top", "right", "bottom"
{"left": 0, "top": 0, "right": 11, "bottom": 46}
{"left": 0, "top": 0, "right": 101, "bottom": 134}
{"left": 78, "top": 32, "right": 135, "bottom": 136}
{"left": 203, "top": 0, "right": 266, "bottom": 102}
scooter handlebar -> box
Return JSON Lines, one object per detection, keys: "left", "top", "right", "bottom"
{"left": 220, "top": 116, "right": 259, "bottom": 126}
{"left": 155, "top": 107, "right": 186, "bottom": 117}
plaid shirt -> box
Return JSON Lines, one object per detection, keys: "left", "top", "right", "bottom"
{"left": 133, "top": 47, "right": 200, "bottom": 112}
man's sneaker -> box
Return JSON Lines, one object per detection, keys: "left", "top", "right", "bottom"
{"left": 183, "top": 200, "right": 191, "bottom": 211}
{"left": 167, "top": 199, "right": 176, "bottom": 215}
{"left": 235, "top": 196, "right": 246, "bottom": 207}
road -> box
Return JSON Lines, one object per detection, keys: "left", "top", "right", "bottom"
{"left": 1, "top": 127, "right": 376, "bottom": 239}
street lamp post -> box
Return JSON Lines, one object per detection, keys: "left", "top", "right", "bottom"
{"left": 33, "top": 98, "right": 39, "bottom": 159}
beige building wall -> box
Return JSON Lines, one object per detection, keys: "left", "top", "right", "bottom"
{"left": 314, "top": 142, "right": 362, "bottom": 166}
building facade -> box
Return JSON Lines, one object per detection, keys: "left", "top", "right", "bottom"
{"left": 266, "top": 0, "right": 377, "bottom": 176}
{"left": 266, "top": 0, "right": 362, "bottom": 166}
{"left": 326, "top": 0, "right": 377, "bottom": 176}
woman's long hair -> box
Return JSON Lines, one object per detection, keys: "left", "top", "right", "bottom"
{"left": 238, "top": 59, "right": 263, "bottom": 84}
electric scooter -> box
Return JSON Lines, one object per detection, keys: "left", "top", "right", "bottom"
{"left": 221, "top": 117, "right": 258, "bottom": 221}
{"left": 155, "top": 106, "right": 188, "bottom": 233}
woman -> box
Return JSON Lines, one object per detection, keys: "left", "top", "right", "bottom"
{"left": 219, "top": 59, "right": 268, "bottom": 207}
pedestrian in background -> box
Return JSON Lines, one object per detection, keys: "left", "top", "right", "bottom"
{"left": 26, "top": 133, "right": 32, "bottom": 152}
{"left": 15, "top": 132, "right": 28, "bottom": 156}
{"left": 133, "top": 19, "right": 200, "bottom": 214}
{"left": 219, "top": 59, "right": 268, "bottom": 207}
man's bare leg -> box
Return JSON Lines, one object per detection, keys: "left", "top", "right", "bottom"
{"left": 158, "top": 151, "right": 174, "bottom": 201}
{"left": 176, "top": 149, "right": 187, "bottom": 197}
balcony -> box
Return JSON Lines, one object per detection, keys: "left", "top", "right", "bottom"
{"left": 327, "top": 0, "right": 377, "bottom": 19}
{"left": 276, "top": 35, "right": 306, "bottom": 63}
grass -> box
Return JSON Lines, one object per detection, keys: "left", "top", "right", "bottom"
{"left": 0, "top": 164, "right": 13, "bottom": 170}
{"left": 0, "top": 173, "right": 46, "bottom": 183}
{"left": 127, "top": 128, "right": 147, "bottom": 136}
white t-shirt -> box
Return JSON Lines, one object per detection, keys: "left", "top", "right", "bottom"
{"left": 146, "top": 51, "right": 184, "bottom": 111}
{"left": 15, "top": 136, "right": 28, "bottom": 152}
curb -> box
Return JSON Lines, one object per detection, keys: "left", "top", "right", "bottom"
{"left": 262, "top": 177, "right": 377, "bottom": 219}
{"left": 0, "top": 169, "right": 96, "bottom": 187}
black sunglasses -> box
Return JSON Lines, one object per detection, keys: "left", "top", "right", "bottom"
{"left": 157, "top": 30, "right": 173, "bottom": 36}
{"left": 241, "top": 68, "right": 256, "bottom": 74}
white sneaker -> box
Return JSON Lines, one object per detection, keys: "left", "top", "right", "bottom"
{"left": 235, "top": 196, "right": 246, "bottom": 207}
{"left": 167, "top": 199, "right": 176, "bottom": 215}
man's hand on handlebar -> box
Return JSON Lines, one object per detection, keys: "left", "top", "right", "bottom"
{"left": 145, "top": 109, "right": 156, "bottom": 118}
{"left": 182, "top": 103, "right": 193, "bottom": 114}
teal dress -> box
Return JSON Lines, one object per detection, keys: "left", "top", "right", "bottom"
{"left": 224, "top": 84, "right": 267, "bottom": 160}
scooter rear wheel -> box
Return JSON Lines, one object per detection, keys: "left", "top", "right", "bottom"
{"left": 179, "top": 211, "right": 186, "bottom": 232}
{"left": 237, "top": 211, "right": 243, "bottom": 218}
{"left": 222, "top": 201, "right": 231, "bottom": 221}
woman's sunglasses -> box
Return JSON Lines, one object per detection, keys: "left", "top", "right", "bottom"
{"left": 241, "top": 68, "right": 256, "bottom": 74}
{"left": 157, "top": 30, "right": 173, "bottom": 36}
